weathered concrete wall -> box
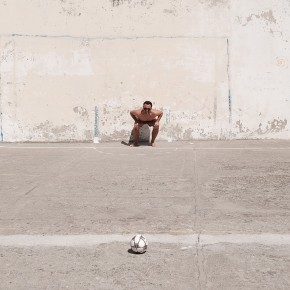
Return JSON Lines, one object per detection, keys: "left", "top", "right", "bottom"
{"left": 0, "top": 0, "right": 289, "bottom": 142}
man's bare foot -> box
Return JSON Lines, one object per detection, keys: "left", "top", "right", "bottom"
{"left": 130, "top": 143, "right": 139, "bottom": 147}
{"left": 151, "top": 142, "right": 156, "bottom": 147}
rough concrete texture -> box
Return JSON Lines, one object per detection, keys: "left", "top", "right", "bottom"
{"left": 0, "top": 140, "right": 290, "bottom": 289}
{"left": 1, "top": 244, "right": 290, "bottom": 290}
{"left": 0, "top": 0, "right": 289, "bottom": 141}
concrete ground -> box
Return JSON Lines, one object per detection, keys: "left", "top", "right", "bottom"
{"left": 0, "top": 140, "right": 290, "bottom": 289}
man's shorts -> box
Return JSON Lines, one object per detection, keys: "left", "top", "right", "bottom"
{"left": 137, "top": 119, "right": 157, "bottom": 127}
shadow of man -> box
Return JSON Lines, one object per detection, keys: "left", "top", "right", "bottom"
{"left": 121, "top": 125, "right": 151, "bottom": 146}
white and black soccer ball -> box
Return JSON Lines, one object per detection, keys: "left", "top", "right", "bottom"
{"left": 130, "top": 234, "right": 148, "bottom": 254}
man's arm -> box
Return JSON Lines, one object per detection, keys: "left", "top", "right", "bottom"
{"left": 130, "top": 110, "right": 139, "bottom": 123}
{"left": 155, "top": 110, "right": 163, "bottom": 124}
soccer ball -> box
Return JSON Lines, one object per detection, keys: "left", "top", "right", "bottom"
{"left": 130, "top": 234, "right": 148, "bottom": 254}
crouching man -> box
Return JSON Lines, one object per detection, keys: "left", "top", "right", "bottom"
{"left": 130, "top": 101, "right": 163, "bottom": 147}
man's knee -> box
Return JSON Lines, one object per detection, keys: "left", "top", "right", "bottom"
{"left": 153, "top": 123, "right": 159, "bottom": 129}
{"left": 134, "top": 123, "right": 140, "bottom": 130}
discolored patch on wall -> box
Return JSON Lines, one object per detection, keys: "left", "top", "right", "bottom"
{"left": 237, "top": 119, "right": 288, "bottom": 136}
{"left": 59, "top": 0, "right": 84, "bottom": 16}
{"left": 73, "top": 106, "right": 88, "bottom": 118}
{"left": 183, "top": 128, "right": 194, "bottom": 140}
{"left": 162, "top": 123, "right": 184, "bottom": 140}
{"left": 80, "top": 38, "right": 90, "bottom": 48}
{"left": 236, "top": 120, "right": 250, "bottom": 134}
{"left": 267, "top": 118, "right": 287, "bottom": 132}
{"left": 100, "top": 129, "right": 130, "bottom": 142}
{"left": 163, "top": 9, "right": 177, "bottom": 16}
{"left": 111, "top": 0, "right": 154, "bottom": 8}
{"left": 33, "top": 121, "right": 78, "bottom": 140}
{"left": 199, "top": 0, "right": 228, "bottom": 8}
{"left": 276, "top": 57, "right": 288, "bottom": 68}
{"left": 85, "top": 129, "right": 93, "bottom": 140}
{"left": 238, "top": 10, "right": 277, "bottom": 26}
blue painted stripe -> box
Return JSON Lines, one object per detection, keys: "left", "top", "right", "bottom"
{"left": 94, "top": 106, "right": 99, "bottom": 138}
{"left": 0, "top": 111, "right": 2, "bottom": 142}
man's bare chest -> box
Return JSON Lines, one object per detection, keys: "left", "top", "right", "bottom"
{"left": 138, "top": 113, "right": 157, "bottom": 121}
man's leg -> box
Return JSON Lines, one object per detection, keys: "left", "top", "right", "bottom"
{"left": 130, "top": 123, "right": 140, "bottom": 146}
{"left": 151, "top": 123, "right": 159, "bottom": 147}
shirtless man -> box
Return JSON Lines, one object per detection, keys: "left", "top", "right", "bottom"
{"left": 130, "top": 101, "right": 163, "bottom": 147}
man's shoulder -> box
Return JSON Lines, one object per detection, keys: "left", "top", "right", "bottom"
{"left": 131, "top": 109, "right": 142, "bottom": 114}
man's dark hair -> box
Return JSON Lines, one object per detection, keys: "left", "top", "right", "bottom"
{"left": 143, "top": 101, "right": 152, "bottom": 107}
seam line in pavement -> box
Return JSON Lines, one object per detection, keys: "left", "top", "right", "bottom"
{"left": 1, "top": 234, "right": 290, "bottom": 247}
{"left": 1, "top": 146, "right": 290, "bottom": 150}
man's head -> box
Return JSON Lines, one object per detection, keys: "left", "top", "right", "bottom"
{"left": 143, "top": 101, "right": 152, "bottom": 114}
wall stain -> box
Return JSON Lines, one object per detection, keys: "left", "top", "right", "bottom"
{"left": 183, "top": 128, "right": 194, "bottom": 140}
{"left": 73, "top": 106, "right": 88, "bottom": 117}
{"left": 80, "top": 38, "right": 90, "bottom": 47}
{"left": 111, "top": 0, "right": 154, "bottom": 8}
{"left": 34, "top": 121, "right": 77, "bottom": 139}
{"left": 59, "top": 0, "right": 84, "bottom": 16}
{"left": 85, "top": 129, "right": 92, "bottom": 140}
{"left": 163, "top": 9, "right": 177, "bottom": 16}
{"left": 199, "top": 0, "right": 228, "bottom": 7}
{"left": 1, "top": 41, "right": 15, "bottom": 62}
{"left": 239, "top": 10, "right": 277, "bottom": 26}
{"left": 100, "top": 129, "right": 129, "bottom": 142}
{"left": 235, "top": 120, "right": 250, "bottom": 133}
{"left": 267, "top": 118, "right": 287, "bottom": 132}
{"left": 162, "top": 123, "right": 183, "bottom": 140}
{"left": 255, "top": 119, "right": 287, "bottom": 135}
{"left": 276, "top": 57, "right": 288, "bottom": 68}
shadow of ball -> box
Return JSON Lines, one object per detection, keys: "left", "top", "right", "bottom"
{"left": 127, "top": 249, "right": 146, "bottom": 254}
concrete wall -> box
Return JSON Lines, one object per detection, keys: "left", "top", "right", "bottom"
{"left": 0, "top": 0, "right": 289, "bottom": 142}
